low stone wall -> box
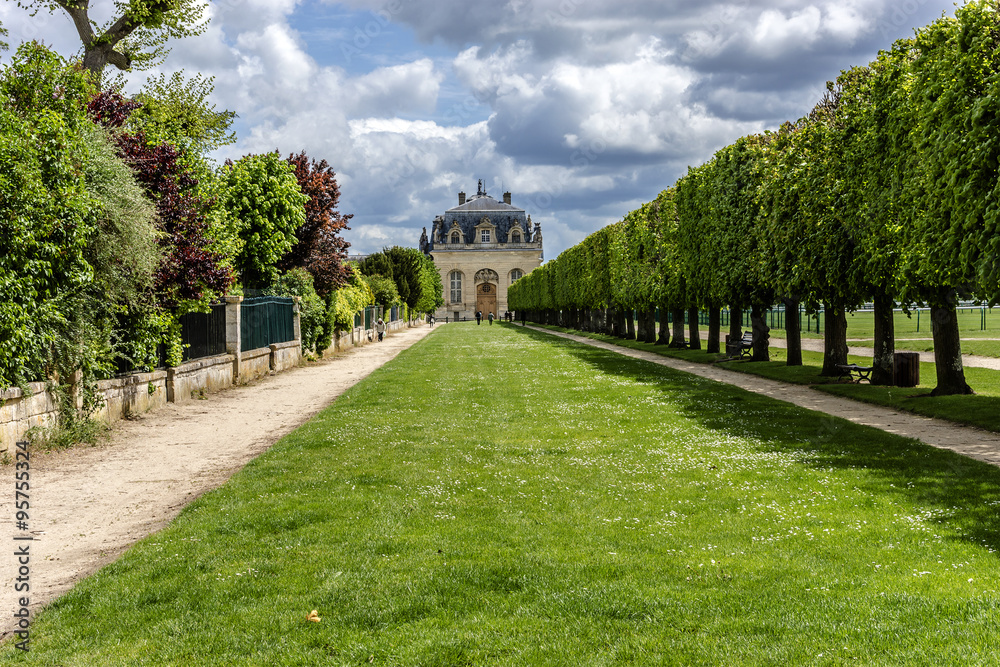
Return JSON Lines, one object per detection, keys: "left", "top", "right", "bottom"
{"left": 166, "top": 354, "right": 234, "bottom": 404}
{"left": 270, "top": 340, "right": 301, "bottom": 373}
{"left": 0, "top": 382, "right": 58, "bottom": 451}
{"left": 239, "top": 347, "right": 272, "bottom": 383}
{"left": 95, "top": 370, "right": 168, "bottom": 423}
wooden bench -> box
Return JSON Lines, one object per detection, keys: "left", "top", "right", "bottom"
{"left": 836, "top": 364, "right": 873, "bottom": 383}
{"left": 726, "top": 331, "right": 754, "bottom": 359}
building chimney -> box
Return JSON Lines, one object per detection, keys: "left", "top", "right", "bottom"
{"left": 458, "top": 191, "right": 466, "bottom": 206}
{"left": 503, "top": 191, "right": 512, "bottom": 205}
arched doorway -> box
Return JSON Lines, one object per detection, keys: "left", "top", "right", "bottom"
{"left": 476, "top": 282, "right": 497, "bottom": 318}
{"left": 475, "top": 269, "right": 499, "bottom": 318}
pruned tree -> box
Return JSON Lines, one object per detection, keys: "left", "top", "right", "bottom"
{"left": 18, "top": 0, "right": 208, "bottom": 78}
{"left": 281, "top": 151, "right": 353, "bottom": 296}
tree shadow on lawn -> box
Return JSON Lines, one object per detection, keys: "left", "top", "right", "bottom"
{"left": 513, "top": 326, "right": 1000, "bottom": 557}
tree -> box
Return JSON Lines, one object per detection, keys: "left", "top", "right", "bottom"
{"left": 0, "top": 43, "right": 162, "bottom": 390}
{"left": 130, "top": 72, "right": 236, "bottom": 156}
{"left": 217, "top": 152, "right": 307, "bottom": 290}
{"left": 367, "top": 275, "right": 400, "bottom": 308}
{"left": 281, "top": 151, "right": 352, "bottom": 295}
{"left": 89, "top": 90, "right": 233, "bottom": 309}
{"left": 414, "top": 253, "right": 444, "bottom": 314}
{"left": 18, "top": 0, "right": 208, "bottom": 79}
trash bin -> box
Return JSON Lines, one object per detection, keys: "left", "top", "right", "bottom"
{"left": 893, "top": 352, "right": 920, "bottom": 387}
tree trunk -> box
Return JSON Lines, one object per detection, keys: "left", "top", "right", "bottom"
{"left": 687, "top": 307, "right": 701, "bottom": 350}
{"left": 670, "top": 308, "right": 686, "bottom": 347}
{"left": 636, "top": 309, "right": 647, "bottom": 341}
{"left": 605, "top": 308, "right": 613, "bottom": 335}
{"left": 782, "top": 297, "right": 802, "bottom": 367}
{"left": 820, "top": 301, "right": 849, "bottom": 376}
{"left": 729, "top": 306, "right": 743, "bottom": 343}
{"left": 642, "top": 307, "right": 656, "bottom": 343}
{"left": 626, "top": 310, "right": 636, "bottom": 340}
{"left": 615, "top": 306, "right": 628, "bottom": 339}
{"left": 871, "top": 292, "right": 895, "bottom": 385}
{"left": 930, "top": 292, "right": 974, "bottom": 395}
{"left": 706, "top": 306, "right": 720, "bottom": 353}
{"left": 750, "top": 302, "right": 770, "bottom": 362}
{"left": 656, "top": 305, "right": 670, "bottom": 345}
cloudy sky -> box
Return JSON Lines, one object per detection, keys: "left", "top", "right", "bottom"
{"left": 0, "top": 0, "right": 957, "bottom": 260}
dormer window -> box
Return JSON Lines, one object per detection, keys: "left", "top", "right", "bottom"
{"left": 481, "top": 229, "right": 491, "bottom": 243}
{"left": 451, "top": 231, "right": 461, "bottom": 244}
{"left": 511, "top": 230, "right": 521, "bottom": 243}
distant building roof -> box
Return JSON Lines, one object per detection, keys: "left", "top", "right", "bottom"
{"left": 446, "top": 194, "right": 524, "bottom": 213}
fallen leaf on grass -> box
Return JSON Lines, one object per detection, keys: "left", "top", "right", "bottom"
{"left": 306, "top": 609, "right": 321, "bottom": 623}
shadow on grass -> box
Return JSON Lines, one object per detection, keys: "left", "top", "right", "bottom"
{"left": 507, "top": 324, "right": 1000, "bottom": 558}
{"left": 516, "top": 323, "right": 1000, "bottom": 434}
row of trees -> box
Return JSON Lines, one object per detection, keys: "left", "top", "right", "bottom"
{"left": 510, "top": 1, "right": 1000, "bottom": 396}
{"left": 0, "top": 40, "right": 390, "bottom": 392}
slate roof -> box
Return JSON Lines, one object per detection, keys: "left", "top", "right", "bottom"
{"left": 446, "top": 194, "right": 525, "bottom": 213}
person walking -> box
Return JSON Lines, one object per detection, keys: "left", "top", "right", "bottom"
{"left": 488, "top": 312, "right": 494, "bottom": 326}
{"left": 476, "top": 310, "right": 482, "bottom": 325}
{"left": 376, "top": 318, "right": 386, "bottom": 342}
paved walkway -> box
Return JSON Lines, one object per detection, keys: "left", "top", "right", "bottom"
{"left": 529, "top": 326, "right": 1000, "bottom": 467}
{"left": 768, "top": 336, "right": 1000, "bottom": 371}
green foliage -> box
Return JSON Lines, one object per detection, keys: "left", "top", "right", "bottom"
{"left": 19, "top": 0, "right": 209, "bottom": 77}
{"left": 130, "top": 72, "right": 236, "bottom": 156}
{"left": 326, "top": 265, "right": 374, "bottom": 334}
{"left": 218, "top": 152, "right": 307, "bottom": 290}
{"left": 0, "top": 48, "right": 98, "bottom": 389}
{"left": 366, "top": 274, "right": 400, "bottom": 308}
{"left": 359, "top": 246, "right": 428, "bottom": 310}
{"left": 415, "top": 253, "right": 445, "bottom": 313}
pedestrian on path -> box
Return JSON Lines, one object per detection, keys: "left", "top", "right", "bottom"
{"left": 476, "top": 310, "right": 482, "bottom": 325}
{"left": 488, "top": 312, "right": 494, "bottom": 326}
{"left": 376, "top": 318, "right": 386, "bottom": 342}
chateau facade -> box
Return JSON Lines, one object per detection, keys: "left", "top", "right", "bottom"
{"left": 420, "top": 181, "right": 543, "bottom": 321}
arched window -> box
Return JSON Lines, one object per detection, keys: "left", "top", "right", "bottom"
{"left": 449, "top": 271, "right": 463, "bottom": 303}
{"left": 450, "top": 231, "right": 461, "bottom": 244}
{"left": 510, "top": 269, "right": 523, "bottom": 284}
{"left": 511, "top": 230, "right": 521, "bottom": 243}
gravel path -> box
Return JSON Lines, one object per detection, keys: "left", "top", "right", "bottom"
{"left": 530, "top": 326, "right": 1000, "bottom": 466}
{"left": 0, "top": 324, "right": 437, "bottom": 632}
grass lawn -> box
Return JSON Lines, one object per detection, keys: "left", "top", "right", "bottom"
{"left": 559, "top": 325, "right": 1000, "bottom": 434}
{"left": 6, "top": 323, "right": 1000, "bottom": 665}
{"left": 845, "top": 339, "right": 1000, "bottom": 359}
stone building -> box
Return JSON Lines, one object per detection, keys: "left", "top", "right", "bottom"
{"left": 420, "top": 180, "right": 543, "bottom": 321}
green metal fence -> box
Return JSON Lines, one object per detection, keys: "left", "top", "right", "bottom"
{"left": 240, "top": 296, "right": 294, "bottom": 352}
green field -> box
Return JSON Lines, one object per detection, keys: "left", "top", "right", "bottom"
{"left": 6, "top": 323, "right": 1000, "bottom": 665}
{"left": 752, "top": 306, "right": 998, "bottom": 342}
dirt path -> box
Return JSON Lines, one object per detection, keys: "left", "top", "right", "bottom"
{"left": 1, "top": 324, "right": 437, "bottom": 630}
{"left": 530, "top": 326, "right": 1000, "bottom": 466}
{"left": 768, "top": 336, "right": 1000, "bottom": 370}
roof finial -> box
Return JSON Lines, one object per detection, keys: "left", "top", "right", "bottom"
{"left": 477, "top": 178, "right": 485, "bottom": 196}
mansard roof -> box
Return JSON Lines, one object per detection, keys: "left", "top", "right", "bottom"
{"left": 446, "top": 194, "right": 525, "bottom": 213}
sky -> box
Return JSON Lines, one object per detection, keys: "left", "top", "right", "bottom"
{"left": 0, "top": 0, "right": 959, "bottom": 261}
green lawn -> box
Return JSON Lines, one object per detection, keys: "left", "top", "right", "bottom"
{"left": 6, "top": 323, "right": 1000, "bottom": 665}
{"left": 845, "top": 339, "right": 1000, "bottom": 358}
{"left": 564, "top": 324, "right": 1000, "bottom": 434}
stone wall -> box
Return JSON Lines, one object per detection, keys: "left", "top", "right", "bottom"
{"left": 0, "top": 383, "right": 57, "bottom": 452}
{"left": 166, "top": 355, "right": 234, "bottom": 404}
{"left": 0, "top": 295, "right": 310, "bottom": 453}
{"left": 239, "top": 347, "right": 272, "bottom": 383}
{"left": 269, "top": 340, "right": 301, "bottom": 373}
